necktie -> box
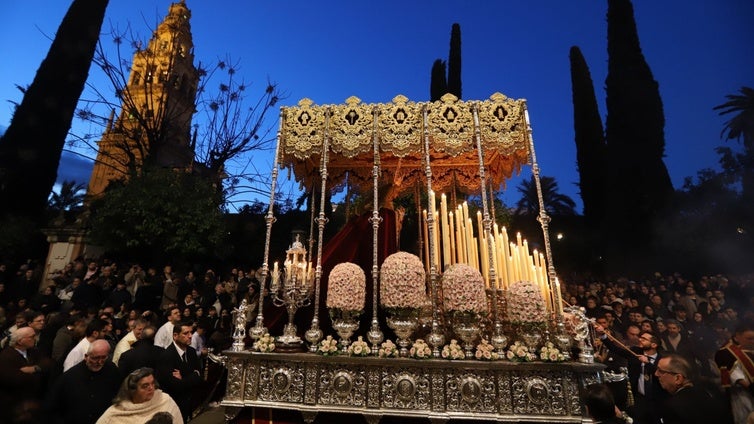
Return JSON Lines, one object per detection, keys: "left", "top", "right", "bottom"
{"left": 181, "top": 352, "right": 187, "bottom": 363}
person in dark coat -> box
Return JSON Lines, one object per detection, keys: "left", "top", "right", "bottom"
{"left": 45, "top": 339, "right": 121, "bottom": 424}
{"left": 595, "top": 324, "right": 669, "bottom": 424}
{"left": 155, "top": 322, "right": 203, "bottom": 422}
{"left": 655, "top": 353, "right": 733, "bottom": 424}
{"left": 0, "top": 327, "right": 50, "bottom": 423}
{"left": 118, "top": 326, "right": 163, "bottom": 377}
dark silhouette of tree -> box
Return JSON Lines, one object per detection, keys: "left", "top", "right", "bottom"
{"left": 48, "top": 180, "right": 86, "bottom": 214}
{"left": 715, "top": 87, "right": 754, "bottom": 148}
{"left": 605, "top": 0, "right": 673, "bottom": 254}
{"left": 569, "top": 46, "right": 607, "bottom": 231}
{"left": 430, "top": 59, "right": 447, "bottom": 102}
{"left": 429, "top": 23, "right": 461, "bottom": 102}
{"left": 447, "top": 23, "right": 462, "bottom": 99}
{"left": 714, "top": 86, "right": 754, "bottom": 220}
{"left": 0, "top": 0, "right": 109, "bottom": 222}
{"left": 515, "top": 175, "right": 576, "bottom": 216}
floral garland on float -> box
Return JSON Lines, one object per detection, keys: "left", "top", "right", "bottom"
{"left": 505, "top": 280, "right": 548, "bottom": 352}
{"left": 326, "top": 262, "right": 366, "bottom": 352}
{"left": 441, "top": 263, "right": 489, "bottom": 358}
{"left": 380, "top": 252, "right": 427, "bottom": 357}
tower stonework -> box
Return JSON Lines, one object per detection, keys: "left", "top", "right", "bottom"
{"left": 87, "top": 1, "right": 198, "bottom": 197}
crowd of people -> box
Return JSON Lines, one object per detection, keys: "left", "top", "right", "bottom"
{"left": 0, "top": 257, "right": 752, "bottom": 424}
{"left": 571, "top": 273, "right": 754, "bottom": 424}
{"left": 0, "top": 259, "right": 260, "bottom": 424}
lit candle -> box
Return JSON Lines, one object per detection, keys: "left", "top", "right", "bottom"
{"left": 466, "top": 218, "right": 475, "bottom": 269}
{"left": 448, "top": 211, "right": 456, "bottom": 264}
{"left": 434, "top": 211, "right": 441, "bottom": 270}
{"left": 440, "top": 193, "right": 451, "bottom": 269}
{"left": 455, "top": 206, "right": 465, "bottom": 263}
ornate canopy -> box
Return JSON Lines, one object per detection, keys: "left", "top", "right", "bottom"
{"left": 279, "top": 92, "right": 531, "bottom": 195}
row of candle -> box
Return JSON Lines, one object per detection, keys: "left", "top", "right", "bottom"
{"left": 422, "top": 192, "right": 562, "bottom": 315}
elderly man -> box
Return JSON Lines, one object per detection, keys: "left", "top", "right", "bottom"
{"left": 655, "top": 353, "right": 732, "bottom": 424}
{"left": 0, "top": 327, "right": 50, "bottom": 422}
{"left": 45, "top": 339, "right": 121, "bottom": 424}
{"left": 63, "top": 318, "right": 110, "bottom": 371}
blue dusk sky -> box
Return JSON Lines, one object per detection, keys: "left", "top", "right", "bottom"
{"left": 1, "top": 0, "right": 752, "bottom": 211}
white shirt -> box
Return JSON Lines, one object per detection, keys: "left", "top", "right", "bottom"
{"left": 154, "top": 321, "right": 175, "bottom": 349}
{"left": 190, "top": 332, "right": 205, "bottom": 353}
{"left": 112, "top": 331, "right": 137, "bottom": 365}
{"left": 63, "top": 337, "right": 92, "bottom": 371}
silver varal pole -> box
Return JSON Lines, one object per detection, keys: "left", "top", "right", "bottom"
{"left": 305, "top": 110, "right": 331, "bottom": 351}
{"left": 472, "top": 104, "right": 507, "bottom": 355}
{"left": 422, "top": 105, "right": 445, "bottom": 358}
{"left": 249, "top": 110, "right": 285, "bottom": 340}
{"left": 367, "top": 106, "right": 384, "bottom": 354}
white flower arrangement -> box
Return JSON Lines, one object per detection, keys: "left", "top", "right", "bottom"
{"left": 409, "top": 338, "right": 432, "bottom": 359}
{"left": 326, "top": 262, "right": 366, "bottom": 312}
{"left": 505, "top": 340, "right": 536, "bottom": 362}
{"left": 380, "top": 252, "right": 427, "bottom": 310}
{"left": 441, "top": 264, "right": 488, "bottom": 314}
{"left": 441, "top": 339, "right": 465, "bottom": 360}
{"left": 348, "top": 336, "right": 370, "bottom": 357}
{"left": 378, "top": 339, "right": 399, "bottom": 358}
{"left": 474, "top": 338, "right": 500, "bottom": 361}
{"left": 253, "top": 333, "right": 275, "bottom": 353}
{"left": 317, "top": 335, "right": 340, "bottom": 356}
{"left": 505, "top": 280, "right": 548, "bottom": 326}
{"left": 539, "top": 341, "right": 566, "bottom": 362}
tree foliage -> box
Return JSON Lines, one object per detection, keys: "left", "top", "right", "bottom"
{"left": 714, "top": 86, "right": 754, "bottom": 220}
{"left": 429, "top": 23, "right": 461, "bottom": 102}
{"left": 430, "top": 59, "right": 447, "bottom": 102}
{"left": 514, "top": 175, "right": 576, "bottom": 217}
{"left": 88, "top": 166, "right": 225, "bottom": 264}
{"left": 604, "top": 0, "right": 674, "bottom": 266}
{"left": 569, "top": 46, "right": 607, "bottom": 230}
{"left": 0, "top": 0, "right": 109, "bottom": 222}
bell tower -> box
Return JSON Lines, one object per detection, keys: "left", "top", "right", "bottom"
{"left": 87, "top": 0, "right": 199, "bottom": 197}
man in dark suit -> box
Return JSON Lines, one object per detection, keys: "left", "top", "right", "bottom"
{"left": 118, "top": 325, "right": 163, "bottom": 376}
{"left": 655, "top": 353, "right": 733, "bottom": 424}
{"left": 595, "top": 325, "right": 668, "bottom": 424}
{"left": 156, "top": 321, "right": 203, "bottom": 422}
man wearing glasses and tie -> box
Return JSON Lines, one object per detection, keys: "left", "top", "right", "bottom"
{"left": 595, "top": 323, "right": 668, "bottom": 424}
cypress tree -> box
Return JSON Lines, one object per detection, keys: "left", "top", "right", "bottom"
{"left": 430, "top": 59, "right": 447, "bottom": 102}
{"left": 605, "top": 0, "right": 673, "bottom": 254}
{"left": 569, "top": 46, "right": 607, "bottom": 233}
{"left": 447, "top": 23, "right": 462, "bottom": 99}
{"left": 0, "top": 0, "right": 110, "bottom": 222}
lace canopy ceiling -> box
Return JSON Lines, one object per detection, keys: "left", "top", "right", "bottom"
{"left": 278, "top": 93, "right": 531, "bottom": 196}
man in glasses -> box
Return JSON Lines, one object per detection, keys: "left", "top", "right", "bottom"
{"left": 45, "top": 339, "right": 121, "bottom": 424}
{"left": 655, "top": 353, "right": 732, "bottom": 424}
{"left": 595, "top": 323, "right": 668, "bottom": 424}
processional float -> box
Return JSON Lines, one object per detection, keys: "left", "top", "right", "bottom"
{"left": 217, "top": 93, "right": 603, "bottom": 423}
